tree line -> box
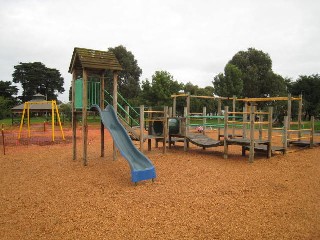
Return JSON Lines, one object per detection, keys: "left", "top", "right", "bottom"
{"left": 0, "top": 46, "right": 319, "bottom": 120}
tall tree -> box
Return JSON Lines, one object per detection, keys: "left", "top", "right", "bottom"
{"left": 0, "top": 80, "right": 19, "bottom": 119}
{"left": 213, "top": 63, "right": 243, "bottom": 97}
{"left": 140, "top": 71, "right": 183, "bottom": 107}
{"left": 289, "top": 74, "right": 320, "bottom": 120}
{"left": 12, "top": 62, "right": 64, "bottom": 102}
{"left": 106, "top": 45, "right": 142, "bottom": 100}
{"left": 213, "top": 48, "right": 287, "bottom": 98}
{"left": 0, "top": 80, "right": 18, "bottom": 101}
{"left": 182, "top": 82, "right": 217, "bottom": 115}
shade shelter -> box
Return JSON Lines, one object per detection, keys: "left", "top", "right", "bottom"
{"left": 12, "top": 94, "right": 51, "bottom": 113}
{"left": 68, "top": 47, "right": 122, "bottom": 165}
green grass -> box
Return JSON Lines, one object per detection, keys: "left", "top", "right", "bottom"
{"left": 2, "top": 116, "right": 320, "bottom": 132}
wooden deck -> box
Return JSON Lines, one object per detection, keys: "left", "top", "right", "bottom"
{"left": 289, "top": 140, "right": 319, "bottom": 147}
{"left": 186, "top": 133, "right": 222, "bottom": 148}
{"left": 244, "top": 144, "right": 286, "bottom": 155}
{"left": 224, "top": 138, "right": 272, "bottom": 161}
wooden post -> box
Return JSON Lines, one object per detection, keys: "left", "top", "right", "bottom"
{"left": 242, "top": 106, "right": 247, "bottom": 139}
{"left": 310, "top": 116, "right": 314, "bottom": 148}
{"left": 72, "top": 70, "right": 77, "bottom": 161}
{"left": 202, "top": 106, "right": 206, "bottom": 135}
{"left": 148, "top": 107, "right": 152, "bottom": 151}
{"left": 140, "top": 105, "right": 144, "bottom": 152}
{"left": 27, "top": 103, "right": 30, "bottom": 138}
{"left": 249, "top": 104, "right": 255, "bottom": 163}
{"left": 51, "top": 100, "right": 55, "bottom": 142}
{"left": 100, "top": 73, "right": 105, "bottom": 157}
{"left": 186, "top": 92, "right": 190, "bottom": 132}
{"left": 112, "top": 71, "right": 118, "bottom": 160}
{"left": 232, "top": 95, "right": 236, "bottom": 137}
{"left": 258, "top": 112, "right": 263, "bottom": 141}
{"left": 287, "top": 94, "right": 292, "bottom": 143}
{"left": 298, "top": 94, "right": 302, "bottom": 140}
{"left": 223, "top": 106, "right": 229, "bottom": 159}
{"left": 169, "top": 107, "right": 173, "bottom": 118}
{"left": 82, "top": 68, "right": 88, "bottom": 166}
{"left": 173, "top": 97, "right": 176, "bottom": 117}
{"left": 183, "top": 106, "right": 188, "bottom": 151}
{"left": 163, "top": 106, "right": 168, "bottom": 154}
{"left": 1, "top": 124, "right": 5, "bottom": 155}
{"left": 283, "top": 116, "right": 288, "bottom": 154}
{"left": 125, "top": 106, "right": 130, "bottom": 124}
{"left": 82, "top": 69, "right": 88, "bottom": 166}
{"left": 267, "top": 107, "right": 273, "bottom": 158}
{"left": 217, "top": 99, "right": 222, "bottom": 140}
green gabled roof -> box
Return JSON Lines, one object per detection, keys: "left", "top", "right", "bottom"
{"left": 68, "top": 47, "right": 123, "bottom": 73}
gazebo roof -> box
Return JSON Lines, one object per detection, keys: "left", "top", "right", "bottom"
{"left": 68, "top": 47, "right": 123, "bottom": 73}
{"left": 12, "top": 94, "right": 53, "bottom": 112}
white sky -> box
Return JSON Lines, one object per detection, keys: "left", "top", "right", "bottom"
{"left": 1, "top": 0, "right": 319, "bottom": 102}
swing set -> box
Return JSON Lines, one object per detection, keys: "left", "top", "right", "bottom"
{"left": 18, "top": 100, "right": 65, "bottom": 142}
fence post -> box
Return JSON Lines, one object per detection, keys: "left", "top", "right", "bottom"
{"left": 2, "top": 124, "right": 5, "bottom": 155}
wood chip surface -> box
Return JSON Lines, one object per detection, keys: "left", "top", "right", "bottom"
{"left": 0, "top": 127, "right": 319, "bottom": 239}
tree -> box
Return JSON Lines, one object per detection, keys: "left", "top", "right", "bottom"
{"left": 140, "top": 71, "right": 183, "bottom": 107}
{"left": 213, "top": 48, "right": 287, "bottom": 98}
{"left": 213, "top": 63, "right": 243, "bottom": 97}
{"left": 181, "top": 82, "right": 217, "bottom": 115}
{"left": 106, "top": 45, "right": 142, "bottom": 100}
{"left": 0, "top": 80, "right": 18, "bottom": 101}
{"left": 0, "top": 96, "right": 13, "bottom": 119}
{"left": 289, "top": 74, "right": 320, "bottom": 119}
{"left": 0, "top": 81, "right": 19, "bottom": 119}
{"left": 59, "top": 102, "right": 72, "bottom": 121}
{"left": 12, "top": 62, "right": 64, "bottom": 102}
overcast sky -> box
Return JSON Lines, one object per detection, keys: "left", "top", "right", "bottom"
{"left": 1, "top": 0, "right": 319, "bottom": 102}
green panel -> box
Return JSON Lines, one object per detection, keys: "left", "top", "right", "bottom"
{"left": 75, "top": 79, "right": 83, "bottom": 109}
{"left": 75, "top": 78, "right": 101, "bottom": 110}
{"left": 88, "top": 81, "right": 100, "bottom": 107}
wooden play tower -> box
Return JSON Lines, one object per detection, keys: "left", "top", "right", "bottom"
{"left": 69, "top": 47, "right": 122, "bottom": 165}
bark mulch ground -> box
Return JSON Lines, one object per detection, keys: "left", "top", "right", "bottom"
{"left": 0, "top": 128, "right": 319, "bottom": 239}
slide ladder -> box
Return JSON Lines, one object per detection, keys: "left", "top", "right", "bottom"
{"left": 104, "top": 90, "right": 142, "bottom": 141}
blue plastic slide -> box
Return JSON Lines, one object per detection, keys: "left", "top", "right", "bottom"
{"left": 91, "top": 104, "right": 156, "bottom": 183}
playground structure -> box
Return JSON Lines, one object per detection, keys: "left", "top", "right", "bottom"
{"left": 72, "top": 78, "right": 317, "bottom": 164}
{"left": 69, "top": 47, "right": 156, "bottom": 183}
{"left": 16, "top": 99, "right": 65, "bottom": 142}
{"left": 168, "top": 93, "right": 317, "bottom": 162}
{"left": 67, "top": 47, "right": 318, "bottom": 177}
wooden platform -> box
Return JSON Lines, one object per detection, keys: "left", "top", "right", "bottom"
{"left": 226, "top": 138, "right": 270, "bottom": 146}
{"left": 244, "top": 145, "right": 286, "bottom": 154}
{"left": 225, "top": 138, "right": 272, "bottom": 160}
{"left": 186, "top": 133, "right": 222, "bottom": 148}
{"left": 289, "top": 140, "right": 319, "bottom": 147}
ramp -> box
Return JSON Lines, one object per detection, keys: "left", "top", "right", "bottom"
{"left": 186, "top": 133, "right": 222, "bottom": 148}
{"left": 92, "top": 104, "right": 156, "bottom": 183}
